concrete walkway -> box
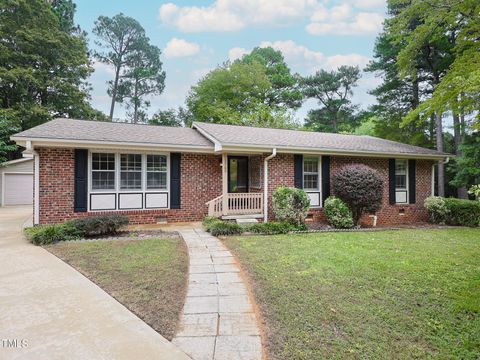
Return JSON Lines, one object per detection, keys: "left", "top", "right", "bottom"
{"left": 0, "top": 206, "right": 190, "bottom": 360}
{"left": 173, "top": 229, "right": 262, "bottom": 360}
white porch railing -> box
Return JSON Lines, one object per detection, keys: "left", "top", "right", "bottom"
{"left": 206, "top": 193, "right": 263, "bottom": 217}
{"left": 206, "top": 195, "right": 223, "bottom": 217}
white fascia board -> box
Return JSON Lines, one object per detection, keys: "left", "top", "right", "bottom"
{"left": 10, "top": 137, "right": 216, "bottom": 154}
{"left": 220, "top": 144, "right": 449, "bottom": 160}
{"left": 191, "top": 124, "right": 223, "bottom": 151}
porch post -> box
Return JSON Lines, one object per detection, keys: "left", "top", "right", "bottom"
{"left": 222, "top": 153, "right": 228, "bottom": 216}
{"left": 263, "top": 148, "right": 277, "bottom": 222}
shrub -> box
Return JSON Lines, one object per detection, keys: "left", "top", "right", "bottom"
{"left": 468, "top": 184, "right": 480, "bottom": 200}
{"left": 202, "top": 216, "right": 222, "bottom": 231}
{"left": 324, "top": 196, "right": 354, "bottom": 229}
{"left": 68, "top": 215, "right": 129, "bottom": 236}
{"left": 444, "top": 198, "right": 480, "bottom": 227}
{"left": 248, "top": 221, "right": 308, "bottom": 235}
{"left": 272, "top": 187, "right": 310, "bottom": 226}
{"left": 332, "top": 164, "right": 383, "bottom": 225}
{"left": 25, "top": 223, "right": 82, "bottom": 245}
{"left": 424, "top": 196, "right": 449, "bottom": 224}
{"left": 208, "top": 221, "right": 244, "bottom": 236}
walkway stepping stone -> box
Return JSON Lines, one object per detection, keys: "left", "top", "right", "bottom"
{"left": 173, "top": 228, "right": 263, "bottom": 360}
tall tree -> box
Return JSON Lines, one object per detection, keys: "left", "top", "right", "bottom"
{"left": 0, "top": 0, "right": 96, "bottom": 159}
{"left": 238, "top": 47, "right": 303, "bottom": 110}
{"left": 187, "top": 61, "right": 299, "bottom": 129}
{"left": 302, "top": 66, "right": 361, "bottom": 133}
{"left": 93, "top": 14, "right": 147, "bottom": 120}
{"left": 149, "top": 108, "right": 184, "bottom": 127}
{"left": 365, "top": 31, "right": 432, "bottom": 147}
{"left": 116, "top": 42, "right": 166, "bottom": 123}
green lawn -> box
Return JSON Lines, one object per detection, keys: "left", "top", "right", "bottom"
{"left": 225, "top": 229, "right": 480, "bottom": 359}
{"left": 47, "top": 237, "right": 188, "bottom": 340}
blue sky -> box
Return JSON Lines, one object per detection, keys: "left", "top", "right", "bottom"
{"left": 75, "top": 0, "right": 387, "bottom": 122}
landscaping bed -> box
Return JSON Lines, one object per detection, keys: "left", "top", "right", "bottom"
{"left": 46, "top": 236, "right": 188, "bottom": 341}
{"left": 224, "top": 228, "right": 480, "bottom": 359}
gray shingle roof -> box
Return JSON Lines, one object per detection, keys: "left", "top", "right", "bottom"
{"left": 12, "top": 118, "right": 213, "bottom": 148}
{"left": 193, "top": 122, "right": 448, "bottom": 157}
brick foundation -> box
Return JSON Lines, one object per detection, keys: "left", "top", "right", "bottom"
{"left": 37, "top": 148, "right": 433, "bottom": 226}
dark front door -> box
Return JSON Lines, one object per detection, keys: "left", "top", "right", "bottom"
{"left": 228, "top": 156, "right": 248, "bottom": 193}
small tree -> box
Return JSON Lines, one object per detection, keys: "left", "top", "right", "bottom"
{"left": 332, "top": 165, "right": 383, "bottom": 226}
{"left": 272, "top": 187, "right": 310, "bottom": 226}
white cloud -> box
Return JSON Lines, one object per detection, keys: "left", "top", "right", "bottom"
{"left": 256, "top": 40, "right": 369, "bottom": 72}
{"left": 164, "top": 38, "right": 200, "bottom": 58}
{"left": 159, "top": 0, "right": 321, "bottom": 32}
{"left": 351, "top": 0, "right": 386, "bottom": 9}
{"left": 228, "top": 47, "right": 249, "bottom": 62}
{"left": 307, "top": 10, "right": 384, "bottom": 36}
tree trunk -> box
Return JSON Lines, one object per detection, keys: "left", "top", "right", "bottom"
{"left": 429, "top": 114, "right": 435, "bottom": 146}
{"left": 133, "top": 79, "right": 139, "bottom": 123}
{"left": 435, "top": 111, "right": 445, "bottom": 197}
{"left": 455, "top": 109, "right": 469, "bottom": 198}
{"left": 109, "top": 65, "right": 121, "bottom": 121}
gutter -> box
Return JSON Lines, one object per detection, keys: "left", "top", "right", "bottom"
{"left": 263, "top": 148, "right": 277, "bottom": 223}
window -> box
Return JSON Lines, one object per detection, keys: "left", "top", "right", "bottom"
{"left": 120, "top": 154, "right": 142, "bottom": 190}
{"left": 395, "top": 159, "right": 408, "bottom": 203}
{"left": 303, "top": 157, "right": 319, "bottom": 190}
{"left": 92, "top": 153, "right": 115, "bottom": 190}
{"left": 147, "top": 155, "right": 167, "bottom": 190}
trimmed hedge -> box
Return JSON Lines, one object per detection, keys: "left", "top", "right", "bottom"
{"left": 25, "top": 215, "right": 129, "bottom": 245}
{"left": 444, "top": 198, "right": 480, "bottom": 227}
{"left": 203, "top": 216, "right": 307, "bottom": 236}
{"left": 68, "top": 215, "right": 129, "bottom": 236}
{"left": 209, "top": 221, "right": 243, "bottom": 236}
{"left": 425, "top": 196, "right": 480, "bottom": 227}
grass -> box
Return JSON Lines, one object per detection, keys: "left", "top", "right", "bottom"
{"left": 225, "top": 229, "right": 480, "bottom": 359}
{"left": 47, "top": 237, "right": 188, "bottom": 340}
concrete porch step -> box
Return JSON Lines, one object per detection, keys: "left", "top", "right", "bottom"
{"left": 221, "top": 214, "right": 263, "bottom": 220}
{"left": 235, "top": 218, "right": 260, "bottom": 225}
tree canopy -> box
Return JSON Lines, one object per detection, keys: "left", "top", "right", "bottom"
{"left": 0, "top": 0, "right": 100, "bottom": 160}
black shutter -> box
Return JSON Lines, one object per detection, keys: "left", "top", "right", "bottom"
{"left": 388, "top": 159, "right": 396, "bottom": 205}
{"left": 170, "top": 153, "right": 181, "bottom": 209}
{"left": 74, "top": 149, "right": 88, "bottom": 212}
{"left": 408, "top": 159, "right": 416, "bottom": 204}
{"left": 294, "top": 154, "right": 303, "bottom": 189}
{"left": 321, "top": 156, "right": 331, "bottom": 206}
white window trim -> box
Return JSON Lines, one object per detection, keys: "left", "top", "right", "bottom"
{"left": 395, "top": 159, "right": 409, "bottom": 204}
{"left": 303, "top": 156, "right": 322, "bottom": 208}
{"left": 87, "top": 150, "right": 170, "bottom": 211}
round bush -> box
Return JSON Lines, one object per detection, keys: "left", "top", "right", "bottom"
{"left": 272, "top": 187, "right": 310, "bottom": 226}
{"left": 324, "top": 196, "right": 354, "bottom": 229}
{"left": 331, "top": 164, "right": 383, "bottom": 225}
{"left": 424, "top": 196, "right": 449, "bottom": 224}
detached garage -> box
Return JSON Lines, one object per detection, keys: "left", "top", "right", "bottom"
{"left": 0, "top": 158, "right": 33, "bottom": 206}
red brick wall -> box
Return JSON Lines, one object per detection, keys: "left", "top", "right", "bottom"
{"left": 38, "top": 148, "right": 222, "bottom": 224}
{"left": 37, "top": 148, "right": 433, "bottom": 226}
{"left": 329, "top": 156, "right": 433, "bottom": 226}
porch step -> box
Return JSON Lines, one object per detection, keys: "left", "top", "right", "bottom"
{"left": 221, "top": 214, "right": 263, "bottom": 220}
{"left": 235, "top": 218, "right": 260, "bottom": 225}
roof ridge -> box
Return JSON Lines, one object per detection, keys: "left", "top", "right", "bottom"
{"left": 55, "top": 118, "right": 194, "bottom": 131}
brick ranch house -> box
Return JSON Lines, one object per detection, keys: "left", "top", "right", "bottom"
{"left": 11, "top": 118, "right": 449, "bottom": 226}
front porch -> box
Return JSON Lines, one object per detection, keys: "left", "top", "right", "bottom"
{"left": 206, "top": 153, "right": 266, "bottom": 219}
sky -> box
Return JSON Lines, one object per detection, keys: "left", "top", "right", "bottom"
{"left": 75, "top": 0, "right": 387, "bottom": 122}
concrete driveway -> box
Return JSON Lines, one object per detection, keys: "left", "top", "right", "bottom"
{"left": 0, "top": 206, "right": 190, "bottom": 360}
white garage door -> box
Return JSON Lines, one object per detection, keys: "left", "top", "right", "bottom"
{"left": 4, "top": 174, "right": 33, "bottom": 205}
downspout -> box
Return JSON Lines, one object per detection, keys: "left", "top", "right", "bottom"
{"left": 263, "top": 148, "right": 277, "bottom": 223}
{"left": 26, "top": 141, "right": 39, "bottom": 225}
